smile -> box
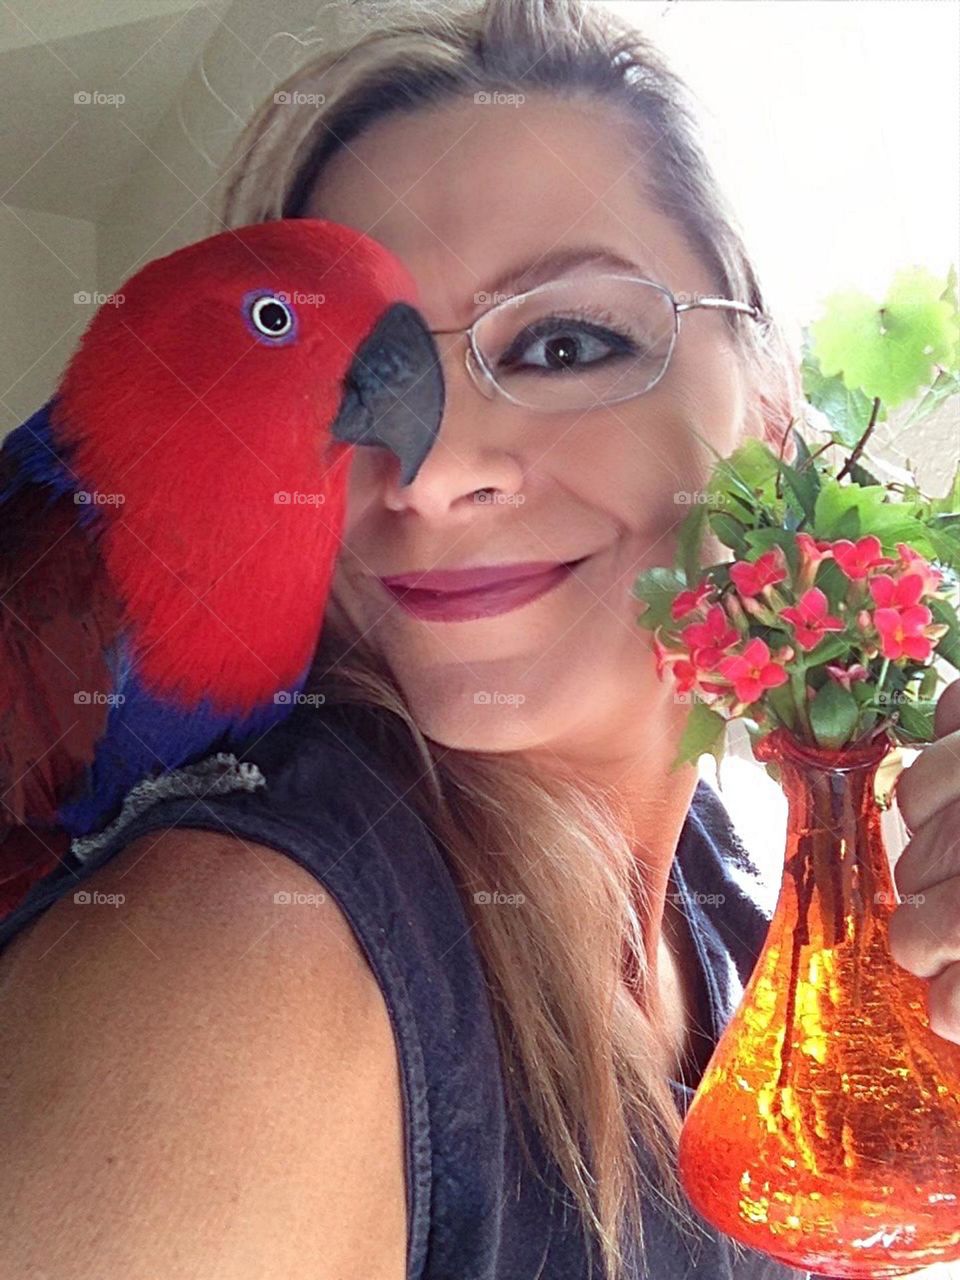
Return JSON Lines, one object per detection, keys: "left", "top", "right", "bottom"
{"left": 379, "top": 557, "right": 589, "bottom": 622}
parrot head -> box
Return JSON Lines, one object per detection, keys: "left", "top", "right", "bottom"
{"left": 36, "top": 220, "right": 448, "bottom": 710}
{"left": 55, "top": 218, "right": 445, "bottom": 489}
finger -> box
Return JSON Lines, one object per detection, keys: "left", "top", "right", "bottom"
{"left": 925, "top": 958, "right": 960, "bottom": 1044}
{"left": 934, "top": 676, "right": 960, "bottom": 741}
{"left": 893, "top": 794, "right": 960, "bottom": 898}
{"left": 893, "top": 728, "right": 960, "bottom": 836}
{"left": 887, "top": 873, "right": 960, "bottom": 979}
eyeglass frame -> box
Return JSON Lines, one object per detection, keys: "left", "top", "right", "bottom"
{"left": 427, "top": 272, "right": 768, "bottom": 412}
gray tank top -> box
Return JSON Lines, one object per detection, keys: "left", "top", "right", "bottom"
{"left": 0, "top": 704, "right": 815, "bottom": 1279}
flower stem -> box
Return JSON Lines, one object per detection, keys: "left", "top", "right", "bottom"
{"left": 790, "top": 661, "right": 813, "bottom": 740}
{"left": 875, "top": 655, "right": 890, "bottom": 709}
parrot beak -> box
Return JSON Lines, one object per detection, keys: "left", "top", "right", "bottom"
{"left": 331, "top": 302, "right": 445, "bottom": 486}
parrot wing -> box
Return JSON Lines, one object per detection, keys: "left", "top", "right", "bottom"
{"left": 0, "top": 439, "right": 124, "bottom": 904}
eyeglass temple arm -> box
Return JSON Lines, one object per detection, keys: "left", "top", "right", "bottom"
{"left": 676, "top": 297, "right": 764, "bottom": 321}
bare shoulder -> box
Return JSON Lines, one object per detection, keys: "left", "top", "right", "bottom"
{"left": 0, "top": 827, "right": 407, "bottom": 1280}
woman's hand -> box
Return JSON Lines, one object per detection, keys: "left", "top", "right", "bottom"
{"left": 888, "top": 677, "right": 960, "bottom": 1042}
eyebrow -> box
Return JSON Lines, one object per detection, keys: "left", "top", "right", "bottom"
{"left": 482, "top": 245, "right": 658, "bottom": 303}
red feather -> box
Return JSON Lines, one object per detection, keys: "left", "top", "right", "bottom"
{"left": 0, "top": 451, "right": 124, "bottom": 910}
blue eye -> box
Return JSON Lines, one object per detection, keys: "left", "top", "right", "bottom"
{"left": 244, "top": 291, "right": 296, "bottom": 343}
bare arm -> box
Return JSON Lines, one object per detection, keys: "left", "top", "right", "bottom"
{"left": 0, "top": 828, "right": 407, "bottom": 1279}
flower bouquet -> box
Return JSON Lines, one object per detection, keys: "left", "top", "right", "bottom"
{"left": 633, "top": 265, "right": 960, "bottom": 1276}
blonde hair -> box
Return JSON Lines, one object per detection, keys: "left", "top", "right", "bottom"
{"left": 212, "top": 2, "right": 801, "bottom": 1275}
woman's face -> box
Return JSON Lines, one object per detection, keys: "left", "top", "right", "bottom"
{"left": 305, "top": 92, "right": 767, "bottom": 757}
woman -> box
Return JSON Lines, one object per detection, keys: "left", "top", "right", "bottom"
{"left": 2, "top": 2, "right": 958, "bottom": 1278}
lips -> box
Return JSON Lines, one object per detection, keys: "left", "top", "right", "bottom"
{"left": 379, "top": 560, "right": 577, "bottom": 593}
{"left": 378, "top": 557, "right": 588, "bottom": 622}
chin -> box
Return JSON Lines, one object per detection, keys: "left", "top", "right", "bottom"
{"left": 406, "top": 692, "right": 547, "bottom": 755}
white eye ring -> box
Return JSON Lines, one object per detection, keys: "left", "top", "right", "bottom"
{"left": 250, "top": 294, "right": 294, "bottom": 338}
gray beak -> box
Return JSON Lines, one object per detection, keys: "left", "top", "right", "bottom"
{"left": 331, "top": 302, "right": 445, "bottom": 486}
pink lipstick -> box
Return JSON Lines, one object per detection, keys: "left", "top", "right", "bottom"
{"left": 377, "top": 558, "right": 585, "bottom": 622}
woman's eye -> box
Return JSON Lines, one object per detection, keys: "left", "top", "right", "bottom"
{"left": 497, "top": 319, "right": 637, "bottom": 374}
{"left": 247, "top": 294, "right": 295, "bottom": 339}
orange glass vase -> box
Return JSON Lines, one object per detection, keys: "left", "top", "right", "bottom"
{"left": 678, "top": 725, "right": 960, "bottom": 1277}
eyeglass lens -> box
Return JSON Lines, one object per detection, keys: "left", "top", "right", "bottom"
{"left": 473, "top": 275, "right": 678, "bottom": 411}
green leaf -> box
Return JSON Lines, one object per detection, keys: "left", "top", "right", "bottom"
{"left": 706, "top": 437, "right": 783, "bottom": 520}
{"left": 765, "top": 680, "right": 798, "bottom": 731}
{"left": 846, "top": 458, "right": 884, "bottom": 489}
{"left": 803, "top": 633, "right": 857, "bottom": 666}
{"left": 929, "top": 596, "right": 960, "bottom": 671}
{"left": 632, "top": 566, "right": 687, "bottom": 630}
{"left": 898, "top": 368, "right": 960, "bottom": 433}
{"left": 928, "top": 459, "right": 960, "bottom": 518}
{"left": 708, "top": 511, "right": 750, "bottom": 555}
{"left": 809, "top": 679, "right": 860, "bottom": 749}
{"left": 675, "top": 501, "right": 708, "bottom": 587}
{"left": 669, "top": 699, "right": 727, "bottom": 773}
{"left": 801, "top": 354, "right": 878, "bottom": 447}
{"left": 811, "top": 477, "right": 922, "bottom": 543}
{"left": 924, "top": 519, "right": 960, "bottom": 573}
{"left": 743, "top": 526, "right": 800, "bottom": 577}
{"left": 778, "top": 458, "right": 819, "bottom": 523}
{"left": 895, "top": 699, "right": 937, "bottom": 743}
{"left": 919, "top": 666, "right": 941, "bottom": 699}
{"left": 809, "top": 267, "right": 960, "bottom": 408}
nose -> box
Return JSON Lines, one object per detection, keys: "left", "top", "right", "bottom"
{"left": 381, "top": 327, "right": 525, "bottom": 519}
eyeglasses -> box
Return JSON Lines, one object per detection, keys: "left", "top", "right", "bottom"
{"left": 429, "top": 272, "right": 766, "bottom": 413}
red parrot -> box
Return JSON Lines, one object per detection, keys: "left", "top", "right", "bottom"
{"left": 0, "top": 218, "right": 444, "bottom": 917}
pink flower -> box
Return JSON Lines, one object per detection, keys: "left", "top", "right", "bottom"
{"left": 729, "top": 548, "right": 788, "bottom": 599}
{"left": 867, "top": 574, "right": 936, "bottom": 660}
{"left": 825, "top": 661, "right": 870, "bottom": 691}
{"left": 670, "top": 578, "right": 715, "bottom": 621}
{"left": 869, "top": 572, "right": 926, "bottom": 610}
{"left": 795, "top": 533, "right": 836, "bottom": 592}
{"left": 680, "top": 604, "right": 740, "bottom": 670}
{"left": 796, "top": 532, "right": 835, "bottom": 570}
{"left": 716, "top": 638, "right": 790, "bottom": 704}
{"left": 672, "top": 658, "right": 700, "bottom": 694}
{"left": 831, "top": 535, "right": 897, "bottom": 580}
{"left": 895, "top": 543, "right": 943, "bottom": 596}
{"left": 873, "top": 606, "right": 935, "bottom": 662}
{"left": 780, "top": 587, "right": 846, "bottom": 652}
{"left": 653, "top": 630, "right": 722, "bottom": 691}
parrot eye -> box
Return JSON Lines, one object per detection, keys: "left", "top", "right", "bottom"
{"left": 246, "top": 293, "right": 296, "bottom": 342}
